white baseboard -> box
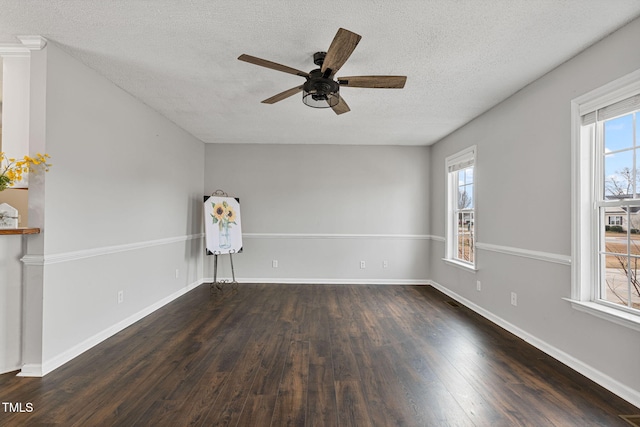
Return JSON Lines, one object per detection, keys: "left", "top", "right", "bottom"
{"left": 20, "top": 279, "right": 206, "bottom": 377}
{"left": 16, "top": 364, "right": 42, "bottom": 377}
{"left": 427, "top": 280, "right": 640, "bottom": 409}
{"left": 0, "top": 362, "right": 21, "bottom": 375}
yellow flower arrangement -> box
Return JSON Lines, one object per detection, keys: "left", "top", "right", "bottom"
{"left": 210, "top": 200, "right": 237, "bottom": 230}
{"left": 225, "top": 205, "right": 236, "bottom": 223}
{"left": 212, "top": 203, "right": 226, "bottom": 221}
{"left": 0, "top": 152, "right": 51, "bottom": 191}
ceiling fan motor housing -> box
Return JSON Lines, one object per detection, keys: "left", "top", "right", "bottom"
{"left": 313, "top": 51, "right": 326, "bottom": 66}
{"left": 303, "top": 69, "right": 340, "bottom": 108}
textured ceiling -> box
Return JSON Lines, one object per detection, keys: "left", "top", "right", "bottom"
{"left": 0, "top": 1, "right": 639, "bottom": 146}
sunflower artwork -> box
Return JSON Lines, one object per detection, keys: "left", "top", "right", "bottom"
{"left": 204, "top": 196, "right": 243, "bottom": 254}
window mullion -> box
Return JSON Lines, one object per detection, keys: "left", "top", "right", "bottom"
{"left": 634, "top": 112, "right": 638, "bottom": 198}
{"left": 627, "top": 209, "right": 632, "bottom": 308}
{"left": 595, "top": 121, "right": 605, "bottom": 303}
{"left": 633, "top": 113, "right": 638, "bottom": 308}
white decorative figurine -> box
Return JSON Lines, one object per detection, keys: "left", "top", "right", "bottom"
{"left": 0, "top": 203, "right": 19, "bottom": 229}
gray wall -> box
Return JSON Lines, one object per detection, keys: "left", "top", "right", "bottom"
{"left": 204, "top": 144, "right": 431, "bottom": 283}
{"left": 20, "top": 43, "right": 206, "bottom": 374}
{"left": 428, "top": 17, "right": 640, "bottom": 405}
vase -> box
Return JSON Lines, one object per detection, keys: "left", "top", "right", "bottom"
{"left": 219, "top": 222, "right": 231, "bottom": 249}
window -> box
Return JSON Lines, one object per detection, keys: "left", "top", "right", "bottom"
{"left": 597, "top": 109, "right": 640, "bottom": 313}
{"left": 572, "top": 70, "right": 640, "bottom": 329}
{"left": 607, "top": 215, "right": 623, "bottom": 226}
{"left": 445, "top": 146, "right": 476, "bottom": 269}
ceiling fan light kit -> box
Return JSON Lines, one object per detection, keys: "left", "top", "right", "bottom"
{"left": 302, "top": 66, "right": 341, "bottom": 108}
{"left": 238, "top": 28, "right": 407, "bottom": 115}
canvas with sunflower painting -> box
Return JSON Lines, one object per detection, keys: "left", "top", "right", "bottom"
{"left": 204, "top": 195, "right": 243, "bottom": 254}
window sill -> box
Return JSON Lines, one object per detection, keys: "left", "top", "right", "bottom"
{"left": 563, "top": 298, "right": 640, "bottom": 332}
{"left": 442, "top": 258, "right": 478, "bottom": 272}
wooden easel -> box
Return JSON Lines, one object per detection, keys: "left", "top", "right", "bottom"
{"left": 205, "top": 189, "right": 241, "bottom": 293}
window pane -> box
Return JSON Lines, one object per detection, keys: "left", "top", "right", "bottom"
{"left": 456, "top": 212, "right": 474, "bottom": 263}
{"left": 635, "top": 148, "right": 640, "bottom": 198}
{"left": 465, "top": 184, "right": 473, "bottom": 209}
{"left": 603, "top": 236, "right": 627, "bottom": 255}
{"left": 457, "top": 186, "right": 467, "bottom": 207}
{"left": 604, "top": 149, "right": 634, "bottom": 198}
{"left": 604, "top": 113, "right": 634, "bottom": 153}
{"left": 464, "top": 167, "right": 474, "bottom": 185}
{"left": 601, "top": 254, "right": 640, "bottom": 310}
{"left": 628, "top": 206, "right": 640, "bottom": 232}
{"left": 457, "top": 214, "right": 462, "bottom": 246}
{"left": 467, "top": 212, "right": 474, "bottom": 263}
{"left": 602, "top": 253, "right": 630, "bottom": 307}
{"left": 601, "top": 208, "right": 627, "bottom": 254}
{"left": 458, "top": 185, "right": 473, "bottom": 209}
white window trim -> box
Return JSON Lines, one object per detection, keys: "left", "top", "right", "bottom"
{"left": 442, "top": 257, "right": 479, "bottom": 272}
{"left": 445, "top": 145, "right": 477, "bottom": 271}
{"left": 570, "top": 68, "right": 640, "bottom": 329}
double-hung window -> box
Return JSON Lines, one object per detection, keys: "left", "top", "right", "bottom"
{"left": 572, "top": 70, "right": 640, "bottom": 328}
{"left": 445, "top": 146, "right": 476, "bottom": 269}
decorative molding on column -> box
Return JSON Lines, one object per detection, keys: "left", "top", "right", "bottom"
{"left": 0, "top": 35, "right": 47, "bottom": 57}
{"left": 18, "top": 35, "right": 48, "bottom": 50}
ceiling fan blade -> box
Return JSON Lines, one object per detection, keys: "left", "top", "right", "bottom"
{"left": 321, "top": 28, "right": 362, "bottom": 77}
{"left": 238, "top": 54, "right": 309, "bottom": 78}
{"left": 262, "top": 85, "right": 304, "bottom": 104}
{"left": 337, "top": 76, "right": 407, "bottom": 88}
{"left": 330, "top": 96, "right": 351, "bottom": 115}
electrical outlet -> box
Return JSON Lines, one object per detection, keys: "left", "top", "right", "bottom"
{"left": 272, "top": 260, "right": 278, "bottom": 268}
{"left": 360, "top": 260, "right": 366, "bottom": 269}
{"left": 117, "top": 290, "right": 124, "bottom": 304}
{"left": 511, "top": 292, "right": 517, "bottom": 306}
{"left": 175, "top": 269, "right": 179, "bottom": 279}
{"left": 383, "top": 260, "right": 388, "bottom": 268}
{"left": 476, "top": 280, "right": 481, "bottom": 291}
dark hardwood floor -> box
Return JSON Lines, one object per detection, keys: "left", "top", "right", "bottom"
{"left": 1, "top": 284, "right": 638, "bottom": 426}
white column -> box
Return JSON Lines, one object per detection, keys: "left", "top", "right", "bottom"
{"left": 0, "top": 45, "right": 34, "bottom": 375}
{"left": 19, "top": 43, "right": 47, "bottom": 377}
{"left": 1, "top": 55, "right": 30, "bottom": 160}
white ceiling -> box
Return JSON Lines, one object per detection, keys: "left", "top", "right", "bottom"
{"left": 0, "top": 1, "right": 639, "bottom": 146}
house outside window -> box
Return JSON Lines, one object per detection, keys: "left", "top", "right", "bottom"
{"left": 445, "top": 146, "right": 476, "bottom": 269}
{"left": 607, "top": 215, "right": 623, "bottom": 226}
{"left": 572, "top": 70, "right": 640, "bottom": 330}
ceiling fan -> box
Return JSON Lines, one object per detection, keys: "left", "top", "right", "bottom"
{"left": 238, "top": 28, "right": 407, "bottom": 115}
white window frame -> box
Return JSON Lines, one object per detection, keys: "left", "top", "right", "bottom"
{"left": 445, "top": 145, "right": 477, "bottom": 271}
{"left": 570, "top": 69, "right": 640, "bottom": 331}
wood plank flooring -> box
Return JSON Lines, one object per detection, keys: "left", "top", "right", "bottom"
{"left": 0, "top": 284, "right": 638, "bottom": 426}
